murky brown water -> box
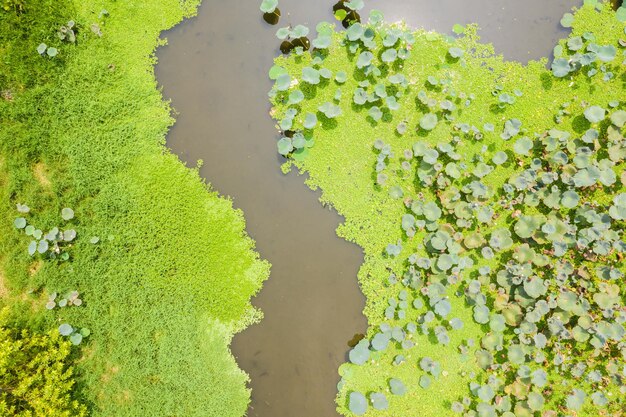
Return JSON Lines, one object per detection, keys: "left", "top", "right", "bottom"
{"left": 155, "top": 1, "right": 581, "bottom": 416}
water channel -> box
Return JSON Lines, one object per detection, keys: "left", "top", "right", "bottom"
{"left": 155, "top": 1, "right": 581, "bottom": 416}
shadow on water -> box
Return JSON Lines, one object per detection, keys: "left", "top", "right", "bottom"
{"left": 155, "top": 1, "right": 581, "bottom": 416}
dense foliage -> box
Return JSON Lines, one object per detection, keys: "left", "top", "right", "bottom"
{"left": 1, "top": 0, "right": 268, "bottom": 416}
{"left": 270, "top": 1, "right": 626, "bottom": 416}
{"left": 0, "top": 311, "right": 87, "bottom": 417}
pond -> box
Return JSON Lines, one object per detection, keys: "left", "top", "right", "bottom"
{"left": 155, "top": 1, "right": 582, "bottom": 416}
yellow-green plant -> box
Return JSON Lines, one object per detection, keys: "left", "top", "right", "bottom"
{"left": 0, "top": 312, "right": 86, "bottom": 417}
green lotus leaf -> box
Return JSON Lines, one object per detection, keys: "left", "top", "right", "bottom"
{"left": 58, "top": 323, "right": 73, "bottom": 336}
{"left": 357, "top": 51, "right": 374, "bottom": 69}
{"left": 419, "top": 113, "right": 438, "bottom": 131}
{"left": 302, "top": 67, "right": 320, "bottom": 85}
{"left": 513, "top": 136, "right": 533, "bottom": 156}
{"left": 448, "top": 47, "right": 464, "bottom": 58}
{"left": 349, "top": 391, "right": 368, "bottom": 415}
{"left": 527, "top": 392, "right": 545, "bottom": 411}
{"left": 275, "top": 73, "right": 291, "bottom": 91}
{"left": 560, "top": 12, "right": 574, "bottom": 28}
{"left": 304, "top": 112, "right": 318, "bottom": 129}
{"left": 610, "top": 110, "right": 626, "bottom": 127}
{"left": 584, "top": 105, "right": 606, "bottom": 123}
{"left": 389, "top": 378, "right": 406, "bottom": 395}
{"left": 260, "top": 0, "right": 278, "bottom": 13}
{"left": 419, "top": 375, "right": 431, "bottom": 389}
{"left": 423, "top": 201, "right": 441, "bottom": 221}
{"left": 370, "top": 392, "right": 388, "bottom": 410}
{"left": 551, "top": 58, "right": 571, "bottom": 77}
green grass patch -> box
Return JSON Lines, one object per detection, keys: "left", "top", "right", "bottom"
{"left": 0, "top": 1, "right": 269, "bottom": 416}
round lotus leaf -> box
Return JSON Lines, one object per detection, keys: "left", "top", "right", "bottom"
{"left": 475, "top": 349, "right": 493, "bottom": 369}
{"left": 513, "top": 137, "right": 533, "bottom": 156}
{"left": 260, "top": 0, "right": 278, "bottom": 13}
{"left": 58, "top": 323, "right": 73, "bottom": 336}
{"left": 532, "top": 369, "right": 547, "bottom": 387}
{"left": 489, "top": 314, "right": 506, "bottom": 332}
{"left": 514, "top": 215, "right": 540, "bottom": 239}
{"left": 419, "top": 375, "right": 432, "bottom": 389}
{"left": 269, "top": 65, "right": 287, "bottom": 80}
{"left": 560, "top": 190, "right": 580, "bottom": 208}
{"left": 302, "top": 67, "right": 320, "bottom": 85}
{"left": 584, "top": 106, "right": 606, "bottom": 123}
{"left": 489, "top": 228, "right": 513, "bottom": 251}
{"left": 349, "top": 339, "right": 370, "bottom": 365}
{"left": 389, "top": 378, "right": 406, "bottom": 395}
{"left": 477, "top": 385, "right": 495, "bottom": 402}
{"left": 567, "top": 36, "right": 583, "bottom": 51}
{"left": 69, "top": 333, "right": 83, "bottom": 345}
{"left": 492, "top": 151, "right": 508, "bottom": 165}
{"left": 560, "top": 12, "right": 574, "bottom": 27}
{"left": 566, "top": 389, "right": 586, "bottom": 410}
{"left": 369, "top": 106, "right": 383, "bottom": 121}
{"left": 381, "top": 48, "right": 397, "bottom": 63}
{"left": 357, "top": 51, "right": 373, "bottom": 68}
{"left": 448, "top": 47, "right": 464, "bottom": 58}
{"left": 348, "top": 391, "right": 368, "bottom": 415}
{"left": 481, "top": 332, "right": 502, "bottom": 351}
{"left": 523, "top": 278, "right": 547, "bottom": 299}
{"left": 551, "top": 58, "right": 570, "bottom": 77}
{"left": 14, "top": 217, "right": 27, "bottom": 229}
{"left": 63, "top": 229, "right": 77, "bottom": 242}
{"left": 527, "top": 392, "right": 545, "bottom": 411}
{"left": 61, "top": 207, "right": 74, "bottom": 220}
{"left": 367, "top": 392, "right": 388, "bottom": 410}
{"left": 287, "top": 90, "right": 304, "bottom": 106}
{"left": 434, "top": 299, "right": 451, "bottom": 317}
{"left": 303, "top": 112, "right": 318, "bottom": 130}
{"left": 277, "top": 137, "right": 293, "bottom": 156}
{"left": 371, "top": 332, "right": 391, "bottom": 351}
{"left": 591, "top": 391, "right": 608, "bottom": 407}
{"left": 610, "top": 110, "right": 626, "bottom": 127}
{"left": 557, "top": 291, "right": 578, "bottom": 311}
{"left": 420, "top": 113, "right": 438, "bottom": 131}
{"left": 275, "top": 73, "right": 291, "bottom": 91}
{"left": 37, "top": 240, "right": 49, "bottom": 254}
{"left": 473, "top": 305, "right": 490, "bottom": 324}
{"left": 597, "top": 45, "right": 616, "bottom": 62}
{"left": 422, "top": 201, "right": 441, "bottom": 221}
{"left": 507, "top": 344, "right": 525, "bottom": 365}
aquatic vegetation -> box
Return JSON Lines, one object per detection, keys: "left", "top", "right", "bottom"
{"left": 269, "top": 1, "right": 626, "bottom": 415}
{"left": 1, "top": 0, "right": 268, "bottom": 416}
{"left": 0, "top": 312, "right": 87, "bottom": 416}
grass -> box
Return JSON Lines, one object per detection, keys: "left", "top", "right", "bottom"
{"left": 0, "top": 0, "right": 269, "bottom": 416}
{"left": 271, "top": 2, "right": 625, "bottom": 416}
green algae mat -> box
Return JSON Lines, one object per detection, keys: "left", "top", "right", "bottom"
{"left": 0, "top": 1, "right": 268, "bottom": 415}
{"left": 269, "top": 1, "right": 626, "bottom": 416}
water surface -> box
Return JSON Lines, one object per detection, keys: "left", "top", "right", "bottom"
{"left": 155, "top": 1, "right": 581, "bottom": 416}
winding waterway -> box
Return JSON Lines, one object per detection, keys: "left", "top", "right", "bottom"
{"left": 155, "top": 1, "right": 581, "bottom": 416}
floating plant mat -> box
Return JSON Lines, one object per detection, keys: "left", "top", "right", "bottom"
{"left": 269, "top": 1, "right": 626, "bottom": 416}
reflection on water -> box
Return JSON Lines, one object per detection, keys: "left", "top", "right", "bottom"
{"left": 155, "top": 1, "right": 581, "bottom": 416}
